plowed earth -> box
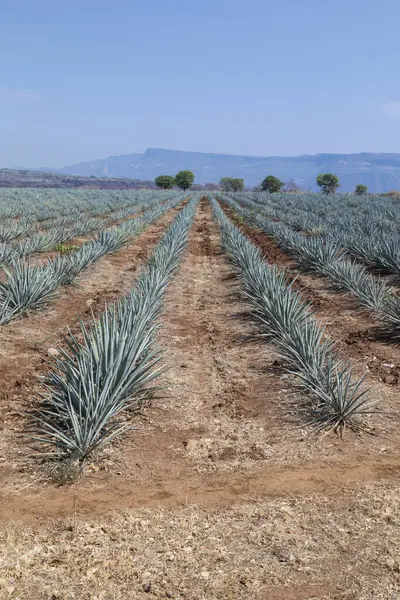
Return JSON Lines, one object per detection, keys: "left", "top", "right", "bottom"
{"left": 0, "top": 200, "right": 399, "bottom": 600}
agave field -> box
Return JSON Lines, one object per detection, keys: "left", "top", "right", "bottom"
{"left": 0, "top": 188, "right": 399, "bottom": 599}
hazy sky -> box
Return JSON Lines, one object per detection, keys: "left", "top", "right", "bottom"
{"left": 2, "top": 0, "right": 400, "bottom": 167}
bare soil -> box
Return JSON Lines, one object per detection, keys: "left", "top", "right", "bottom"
{"left": 0, "top": 200, "right": 399, "bottom": 599}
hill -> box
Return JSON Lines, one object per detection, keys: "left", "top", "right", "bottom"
{"left": 55, "top": 148, "right": 400, "bottom": 192}
{"left": 0, "top": 169, "right": 155, "bottom": 189}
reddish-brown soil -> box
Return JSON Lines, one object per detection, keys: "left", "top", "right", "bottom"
{"left": 0, "top": 200, "right": 399, "bottom": 599}
{"left": 1, "top": 453, "right": 399, "bottom": 522}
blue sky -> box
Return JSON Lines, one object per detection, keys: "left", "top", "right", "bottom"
{"left": 1, "top": 0, "right": 400, "bottom": 167}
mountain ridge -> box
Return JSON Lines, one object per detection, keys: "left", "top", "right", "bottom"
{"left": 51, "top": 147, "right": 400, "bottom": 192}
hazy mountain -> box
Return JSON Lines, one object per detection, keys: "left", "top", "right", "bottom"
{"left": 57, "top": 148, "right": 400, "bottom": 192}
{"left": 55, "top": 153, "right": 143, "bottom": 178}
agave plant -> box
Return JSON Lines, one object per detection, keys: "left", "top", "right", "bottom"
{"left": 70, "top": 218, "right": 102, "bottom": 237}
{"left": 0, "top": 259, "right": 61, "bottom": 323}
{"left": 33, "top": 304, "right": 163, "bottom": 457}
{"left": 299, "top": 364, "right": 375, "bottom": 434}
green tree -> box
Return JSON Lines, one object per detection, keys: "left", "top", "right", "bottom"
{"left": 316, "top": 173, "right": 339, "bottom": 194}
{"left": 220, "top": 177, "right": 244, "bottom": 192}
{"left": 231, "top": 178, "right": 244, "bottom": 192}
{"left": 220, "top": 177, "right": 231, "bottom": 191}
{"left": 355, "top": 184, "right": 368, "bottom": 196}
{"left": 175, "top": 170, "right": 195, "bottom": 191}
{"left": 260, "top": 175, "right": 284, "bottom": 193}
{"left": 155, "top": 175, "right": 175, "bottom": 189}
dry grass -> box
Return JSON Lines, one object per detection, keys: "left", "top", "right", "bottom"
{"left": 0, "top": 483, "right": 399, "bottom": 599}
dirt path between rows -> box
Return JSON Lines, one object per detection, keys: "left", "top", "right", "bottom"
{"left": 1, "top": 199, "right": 399, "bottom": 522}
{"left": 0, "top": 453, "right": 399, "bottom": 522}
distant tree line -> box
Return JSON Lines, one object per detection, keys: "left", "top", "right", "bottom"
{"left": 154, "top": 170, "right": 369, "bottom": 195}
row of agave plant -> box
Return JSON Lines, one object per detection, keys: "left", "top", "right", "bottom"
{"left": 0, "top": 192, "right": 171, "bottom": 259}
{"left": 0, "top": 188, "right": 176, "bottom": 220}
{"left": 0, "top": 190, "right": 180, "bottom": 243}
{"left": 238, "top": 191, "right": 400, "bottom": 234}
{"left": 0, "top": 194, "right": 186, "bottom": 325}
{"left": 235, "top": 191, "right": 400, "bottom": 280}
{"left": 210, "top": 197, "right": 376, "bottom": 433}
{"left": 221, "top": 194, "right": 400, "bottom": 330}
{"left": 0, "top": 209, "right": 117, "bottom": 245}
{"left": 31, "top": 198, "right": 199, "bottom": 462}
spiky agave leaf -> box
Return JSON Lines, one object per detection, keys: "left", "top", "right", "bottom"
{"left": 0, "top": 243, "right": 16, "bottom": 264}
{"left": 377, "top": 295, "right": 400, "bottom": 329}
{"left": 0, "top": 259, "right": 61, "bottom": 318}
{"left": 299, "top": 364, "right": 376, "bottom": 434}
{"left": 367, "top": 236, "right": 400, "bottom": 276}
